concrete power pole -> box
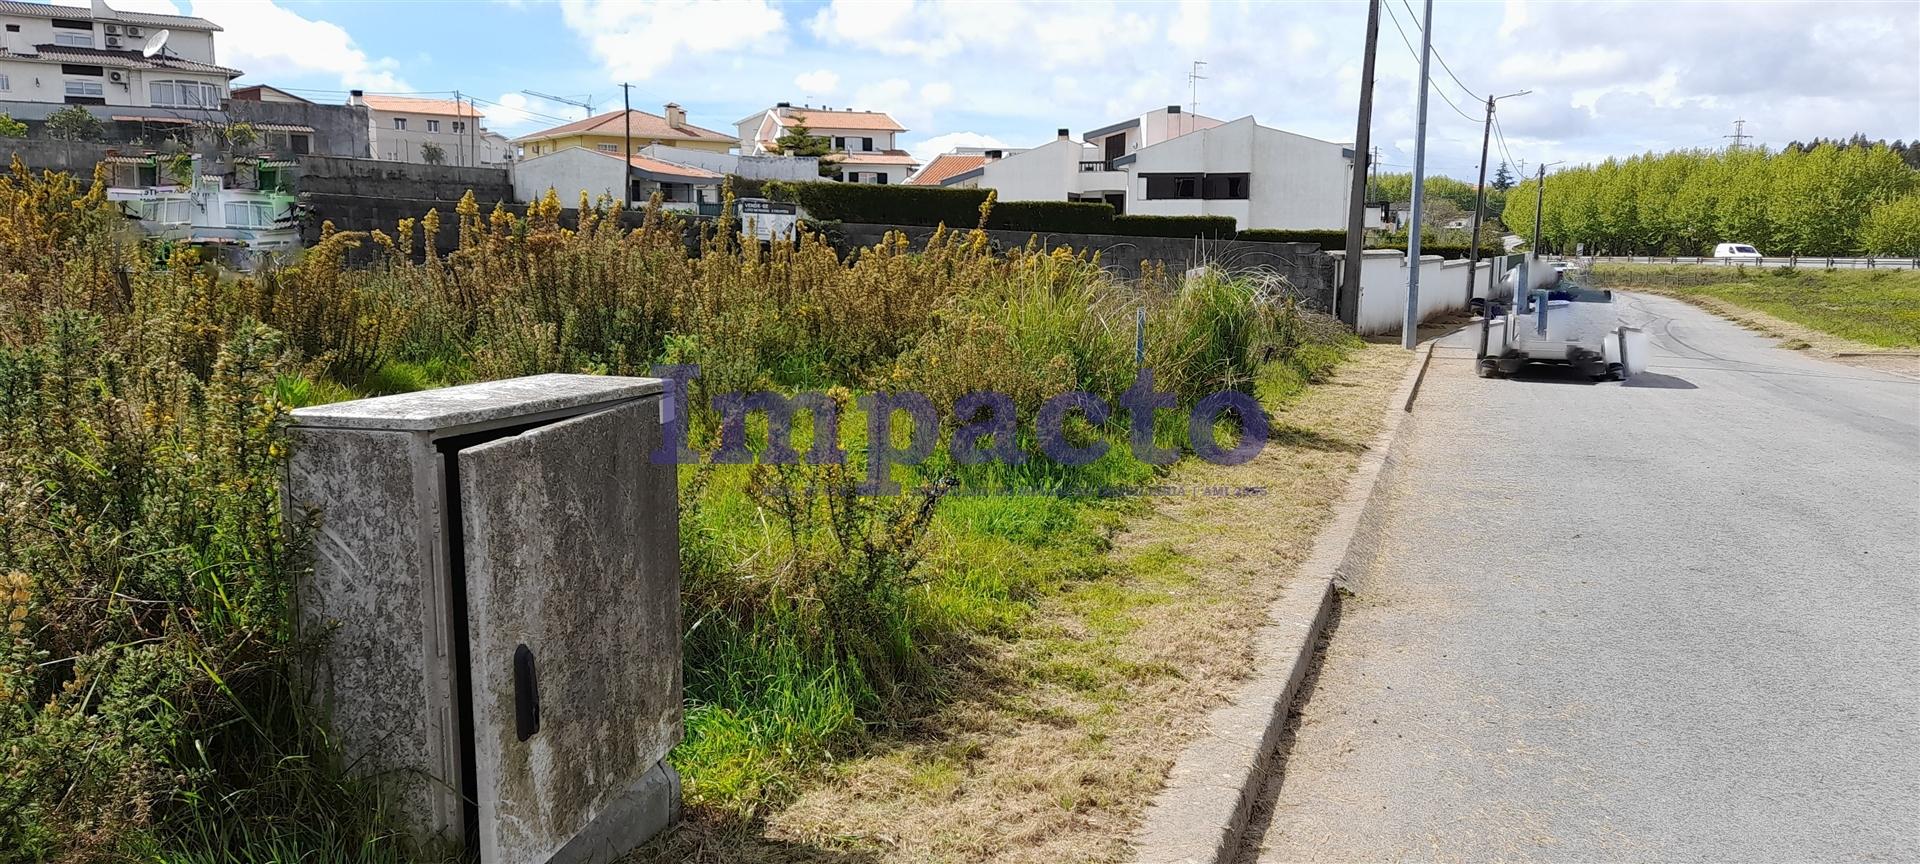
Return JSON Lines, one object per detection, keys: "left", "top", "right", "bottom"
{"left": 1531, "top": 163, "right": 1546, "bottom": 254}
{"left": 1402, "top": 0, "right": 1435, "bottom": 350}
{"left": 1340, "top": 0, "right": 1381, "bottom": 328}
{"left": 622, "top": 83, "right": 633, "bottom": 210}
{"left": 1465, "top": 90, "right": 1530, "bottom": 305}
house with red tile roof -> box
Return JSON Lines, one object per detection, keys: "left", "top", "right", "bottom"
{"left": 513, "top": 104, "right": 737, "bottom": 161}
{"left": 355, "top": 92, "right": 511, "bottom": 166}
{"left": 734, "top": 102, "right": 918, "bottom": 184}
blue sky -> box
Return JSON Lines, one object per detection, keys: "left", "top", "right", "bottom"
{"left": 79, "top": 0, "right": 1920, "bottom": 180}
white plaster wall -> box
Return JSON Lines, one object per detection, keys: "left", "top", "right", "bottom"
{"left": 1140, "top": 108, "right": 1222, "bottom": 146}
{"left": 1248, "top": 124, "right": 1351, "bottom": 230}
{"left": 976, "top": 138, "right": 1081, "bottom": 201}
{"left": 640, "top": 144, "right": 815, "bottom": 180}
{"left": 512, "top": 147, "right": 624, "bottom": 204}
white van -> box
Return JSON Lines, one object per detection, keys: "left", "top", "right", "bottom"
{"left": 1713, "top": 242, "right": 1762, "bottom": 263}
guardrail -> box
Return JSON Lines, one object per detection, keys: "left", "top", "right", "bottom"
{"left": 1078, "top": 160, "right": 1113, "bottom": 172}
{"left": 1580, "top": 255, "right": 1919, "bottom": 271}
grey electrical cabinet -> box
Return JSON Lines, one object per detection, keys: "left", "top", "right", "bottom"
{"left": 285, "top": 374, "right": 680, "bottom": 864}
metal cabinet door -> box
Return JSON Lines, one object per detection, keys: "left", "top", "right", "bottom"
{"left": 456, "top": 397, "right": 680, "bottom": 864}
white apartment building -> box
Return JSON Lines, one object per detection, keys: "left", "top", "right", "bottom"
{"left": 0, "top": 0, "right": 237, "bottom": 109}
{"left": 735, "top": 102, "right": 918, "bottom": 184}
{"left": 358, "top": 92, "right": 511, "bottom": 167}
{"left": 932, "top": 105, "right": 1362, "bottom": 231}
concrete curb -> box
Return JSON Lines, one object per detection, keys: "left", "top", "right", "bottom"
{"left": 1126, "top": 338, "right": 1437, "bottom": 864}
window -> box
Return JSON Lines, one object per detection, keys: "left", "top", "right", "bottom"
{"left": 832, "top": 136, "right": 845, "bottom": 150}
{"left": 862, "top": 137, "right": 873, "bottom": 152}
{"left": 0, "top": 74, "right": 8, "bottom": 92}
{"left": 1142, "top": 173, "right": 1246, "bottom": 200}
{"left": 290, "top": 133, "right": 311, "bottom": 155}
{"left": 65, "top": 80, "right": 105, "bottom": 98}
{"left": 426, "top": 119, "right": 440, "bottom": 133}
{"left": 393, "top": 117, "right": 407, "bottom": 130}
{"left": 150, "top": 80, "right": 220, "bottom": 107}
{"left": 452, "top": 121, "right": 466, "bottom": 134}
{"left": 54, "top": 32, "right": 95, "bottom": 47}
{"left": 1200, "top": 173, "right": 1250, "bottom": 200}
{"left": 874, "top": 171, "right": 888, "bottom": 184}
{"left": 224, "top": 201, "right": 279, "bottom": 228}
{"left": 597, "top": 143, "right": 618, "bottom": 153}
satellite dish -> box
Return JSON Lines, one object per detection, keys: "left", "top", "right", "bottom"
{"left": 141, "top": 29, "right": 170, "bottom": 58}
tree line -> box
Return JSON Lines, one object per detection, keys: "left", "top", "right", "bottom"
{"left": 1501, "top": 142, "right": 1920, "bottom": 257}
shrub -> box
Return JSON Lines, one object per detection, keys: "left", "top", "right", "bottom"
{"left": 45, "top": 105, "right": 103, "bottom": 142}
{"left": 1110, "top": 214, "right": 1236, "bottom": 238}
{"left": 0, "top": 113, "right": 25, "bottom": 139}
{"left": 991, "top": 199, "right": 1115, "bottom": 233}
{"left": 1235, "top": 228, "right": 1349, "bottom": 248}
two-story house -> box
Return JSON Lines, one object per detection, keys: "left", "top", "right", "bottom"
{"left": 0, "top": 0, "right": 237, "bottom": 109}
{"left": 513, "top": 104, "right": 736, "bottom": 160}
{"left": 359, "top": 93, "right": 511, "bottom": 166}
{"left": 735, "top": 103, "right": 917, "bottom": 184}
{"left": 929, "top": 106, "right": 1360, "bottom": 231}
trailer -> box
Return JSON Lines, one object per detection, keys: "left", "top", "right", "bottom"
{"left": 1477, "top": 259, "right": 1650, "bottom": 380}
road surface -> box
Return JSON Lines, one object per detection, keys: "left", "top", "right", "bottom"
{"left": 1242, "top": 292, "right": 1920, "bottom": 862}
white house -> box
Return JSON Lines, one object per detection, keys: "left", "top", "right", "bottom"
{"left": 0, "top": 0, "right": 237, "bottom": 109}
{"left": 511, "top": 146, "right": 722, "bottom": 212}
{"left": 359, "top": 93, "right": 511, "bottom": 167}
{"left": 634, "top": 143, "right": 819, "bottom": 182}
{"left": 734, "top": 102, "right": 918, "bottom": 184}
{"left": 931, "top": 106, "right": 1360, "bottom": 231}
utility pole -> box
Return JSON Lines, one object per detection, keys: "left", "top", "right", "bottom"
{"left": 1724, "top": 118, "right": 1750, "bottom": 151}
{"left": 1340, "top": 0, "right": 1380, "bottom": 328}
{"left": 621, "top": 82, "right": 633, "bottom": 210}
{"left": 1401, "top": 0, "right": 1434, "bottom": 350}
{"left": 1531, "top": 163, "right": 1546, "bottom": 254}
{"left": 1465, "top": 89, "right": 1530, "bottom": 306}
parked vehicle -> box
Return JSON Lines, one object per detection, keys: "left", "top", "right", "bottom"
{"left": 1713, "top": 242, "right": 1763, "bottom": 263}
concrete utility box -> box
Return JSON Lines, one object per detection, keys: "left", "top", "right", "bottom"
{"left": 285, "top": 374, "right": 680, "bottom": 864}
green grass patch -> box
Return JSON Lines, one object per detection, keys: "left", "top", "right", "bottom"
{"left": 1589, "top": 264, "right": 1920, "bottom": 348}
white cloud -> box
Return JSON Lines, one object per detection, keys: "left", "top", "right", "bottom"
{"left": 795, "top": 69, "right": 840, "bottom": 95}
{"left": 484, "top": 92, "right": 591, "bottom": 136}
{"left": 920, "top": 82, "right": 954, "bottom": 108}
{"left": 189, "top": 0, "right": 407, "bottom": 90}
{"left": 908, "top": 131, "right": 1006, "bottom": 164}
{"left": 559, "top": 0, "right": 785, "bottom": 81}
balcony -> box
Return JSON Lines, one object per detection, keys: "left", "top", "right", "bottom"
{"left": 1078, "top": 160, "right": 1110, "bottom": 172}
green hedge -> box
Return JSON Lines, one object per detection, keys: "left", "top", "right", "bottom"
{"left": 1234, "top": 228, "right": 1500, "bottom": 259}
{"left": 1110, "top": 214, "right": 1237, "bottom": 238}
{"left": 746, "top": 179, "right": 1234, "bottom": 239}
{"left": 1235, "top": 228, "right": 1349, "bottom": 248}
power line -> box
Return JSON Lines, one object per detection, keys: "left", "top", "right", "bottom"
{"left": 1380, "top": 0, "right": 1483, "bottom": 125}
{"left": 1399, "top": 0, "right": 1479, "bottom": 103}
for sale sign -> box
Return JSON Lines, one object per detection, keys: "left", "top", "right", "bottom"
{"left": 736, "top": 198, "right": 800, "bottom": 242}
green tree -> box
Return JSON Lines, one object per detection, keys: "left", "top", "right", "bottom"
{"left": 1859, "top": 196, "right": 1920, "bottom": 256}
{"left": 45, "top": 105, "right": 103, "bottom": 142}
{"left": 0, "top": 113, "right": 25, "bottom": 139}
{"left": 1492, "top": 161, "right": 1515, "bottom": 191}
{"left": 420, "top": 141, "right": 446, "bottom": 165}
{"left": 771, "top": 121, "right": 839, "bottom": 178}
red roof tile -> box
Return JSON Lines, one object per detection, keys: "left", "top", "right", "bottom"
{"left": 907, "top": 153, "right": 986, "bottom": 185}
{"left": 515, "top": 109, "right": 735, "bottom": 145}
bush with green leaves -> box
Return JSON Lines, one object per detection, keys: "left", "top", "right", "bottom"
{"left": 45, "top": 105, "right": 104, "bottom": 142}
{"left": 0, "top": 113, "right": 25, "bottom": 139}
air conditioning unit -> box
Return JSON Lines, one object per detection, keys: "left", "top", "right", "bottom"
{"left": 109, "top": 70, "right": 124, "bottom": 83}
{"left": 106, "top": 36, "right": 122, "bottom": 48}
{"left": 127, "top": 26, "right": 142, "bottom": 36}
{"left": 104, "top": 24, "right": 121, "bottom": 34}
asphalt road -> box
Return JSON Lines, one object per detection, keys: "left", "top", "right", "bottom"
{"left": 1243, "top": 292, "right": 1920, "bottom": 863}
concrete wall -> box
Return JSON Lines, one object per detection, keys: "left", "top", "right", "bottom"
{"left": 1339, "top": 250, "right": 1502, "bottom": 335}
{"left": 637, "top": 144, "right": 817, "bottom": 181}
{"left": 836, "top": 221, "right": 1335, "bottom": 310}
{"left": 512, "top": 147, "right": 626, "bottom": 205}
{"left": 226, "top": 100, "right": 371, "bottom": 158}
{"left": 1, "top": 97, "right": 370, "bottom": 158}
{"left": 0, "top": 137, "right": 118, "bottom": 177}
{"left": 297, "top": 155, "right": 510, "bottom": 201}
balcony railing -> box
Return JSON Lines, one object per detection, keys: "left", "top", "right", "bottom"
{"left": 1079, "top": 160, "right": 1114, "bottom": 172}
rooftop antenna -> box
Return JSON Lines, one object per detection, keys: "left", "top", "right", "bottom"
{"left": 140, "top": 29, "right": 169, "bottom": 58}
{"left": 1724, "top": 118, "right": 1751, "bottom": 151}
{"left": 522, "top": 89, "right": 594, "bottom": 118}
{"left": 1187, "top": 59, "right": 1207, "bottom": 134}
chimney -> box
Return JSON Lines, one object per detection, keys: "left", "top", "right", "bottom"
{"left": 1057, "top": 128, "right": 1069, "bottom": 140}
{"left": 774, "top": 101, "right": 792, "bottom": 118}
{"left": 1167, "top": 105, "right": 1182, "bottom": 114}
{"left": 348, "top": 89, "right": 365, "bottom": 107}
{"left": 664, "top": 102, "right": 686, "bottom": 128}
